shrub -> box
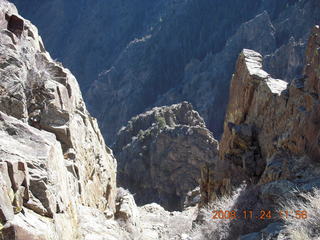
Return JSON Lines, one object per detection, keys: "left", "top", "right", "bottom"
{"left": 190, "top": 184, "right": 246, "bottom": 240}
{"left": 116, "top": 187, "right": 131, "bottom": 201}
{"left": 279, "top": 188, "right": 320, "bottom": 240}
{"left": 155, "top": 114, "right": 166, "bottom": 129}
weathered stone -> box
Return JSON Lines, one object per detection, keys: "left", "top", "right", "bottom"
{"left": 0, "top": 2, "right": 119, "bottom": 238}
{"left": 5, "top": 160, "right": 28, "bottom": 193}
{"left": 240, "top": 222, "right": 283, "bottom": 240}
{"left": 184, "top": 187, "right": 200, "bottom": 208}
{"left": 114, "top": 102, "right": 218, "bottom": 210}
{"left": 24, "top": 192, "right": 49, "bottom": 217}
{"left": 2, "top": 209, "right": 60, "bottom": 240}
{"left": 258, "top": 152, "right": 292, "bottom": 185}
{"left": 0, "top": 175, "right": 14, "bottom": 224}
{"left": 138, "top": 203, "right": 197, "bottom": 240}
{"left": 4, "top": 0, "right": 320, "bottom": 239}
{"left": 115, "top": 188, "right": 142, "bottom": 237}
{"left": 80, "top": 203, "right": 139, "bottom": 240}
{"left": 0, "top": 162, "right": 11, "bottom": 189}
{"left": 200, "top": 26, "right": 320, "bottom": 224}
{"left": 0, "top": 0, "right": 117, "bottom": 215}
{"left": 260, "top": 180, "right": 296, "bottom": 204}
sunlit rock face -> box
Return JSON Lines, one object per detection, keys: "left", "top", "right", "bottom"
{"left": 12, "top": 0, "right": 320, "bottom": 145}
{"left": 0, "top": 1, "right": 120, "bottom": 238}
{"left": 2, "top": 0, "right": 320, "bottom": 238}
{"left": 196, "top": 26, "right": 320, "bottom": 239}
{"left": 0, "top": 2, "right": 197, "bottom": 239}
{"left": 201, "top": 26, "right": 320, "bottom": 205}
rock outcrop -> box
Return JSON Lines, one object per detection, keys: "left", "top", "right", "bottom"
{"left": 0, "top": 1, "right": 117, "bottom": 211}
{"left": 190, "top": 25, "right": 320, "bottom": 239}
{"left": 201, "top": 25, "right": 320, "bottom": 209}
{"left": 0, "top": 112, "right": 79, "bottom": 239}
{"left": 0, "top": 1, "right": 120, "bottom": 238}
{"left": 114, "top": 102, "right": 218, "bottom": 211}
{"left": 0, "top": 2, "right": 203, "bottom": 239}
{"left": 78, "top": 187, "right": 198, "bottom": 240}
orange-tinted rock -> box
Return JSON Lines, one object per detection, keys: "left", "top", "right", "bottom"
{"left": 201, "top": 26, "right": 320, "bottom": 202}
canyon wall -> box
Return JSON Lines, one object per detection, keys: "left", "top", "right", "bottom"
{"left": 0, "top": 1, "right": 123, "bottom": 239}
{"left": 201, "top": 25, "right": 320, "bottom": 209}
{"left": 0, "top": 2, "right": 200, "bottom": 239}
{"left": 12, "top": 0, "right": 320, "bottom": 145}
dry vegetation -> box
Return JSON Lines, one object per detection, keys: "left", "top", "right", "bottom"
{"left": 189, "top": 184, "right": 246, "bottom": 240}
{"left": 278, "top": 189, "right": 320, "bottom": 240}
{"left": 187, "top": 186, "right": 320, "bottom": 240}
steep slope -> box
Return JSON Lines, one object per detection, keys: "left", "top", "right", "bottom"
{"left": 12, "top": 0, "right": 320, "bottom": 145}
{"left": 113, "top": 102, "right": 218, "bottom": 211}
{"left": 0, "top": 2, "right": 202, "bottom": 239}
{"left": 0, "top": 1, "right": 123, "bottom": 239}
{"left": 0, "top": 0, "right": 117, "bottom": 211}
{"left": 88, "top": 0, "right": 320, "bottom": 144}
{"left": 10, "top": 0, "right": 171, "bottom": 91}
{"left": 199, "top": 25, "right": 320, "bottom": 238}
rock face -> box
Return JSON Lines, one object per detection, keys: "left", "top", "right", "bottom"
{"left": 0, "top": 1, "right": 117, "bottom": 211}
{"left": 3, "top": 0, "right": 320, "bottom": 238}
{"left": 0, "top": 2, "right": 202, "bottom": 239}
{"left": 0, "top": 112, "right": 79, "bottom": 239}
{"left": 201, "top": 26, "right": 320, "bottom": 206}
{"left": 12, "top": 0, "right": 320, "bottom": 145}
{"left": 113, "top": 102, "right": 218, "bottom": 211}
{"left": 0, "top": 1, "right": 121, "bottom": 239}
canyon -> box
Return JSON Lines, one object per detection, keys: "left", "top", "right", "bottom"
{"left": 12, "top": 0, "right": 320, "bottom": 145}
{"left": 1, "top": 0, "right": 320, "bottom": 239}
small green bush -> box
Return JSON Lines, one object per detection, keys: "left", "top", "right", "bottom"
{"left": 155, "top": 115, "right": 166, "bottom": 129}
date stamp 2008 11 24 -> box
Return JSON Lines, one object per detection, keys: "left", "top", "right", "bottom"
{"left": 212, "top": 210, "right": 308, "bottom": 221}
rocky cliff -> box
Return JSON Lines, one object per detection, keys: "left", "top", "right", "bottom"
{"left": 2, "top": 0, "right": 320, "bottom": 239}
{"left": 0, "top": 1, "right": 122, "bottom": 239}
{"left": 12, "top": 0, "right": 320, "bottom": 145}
{"left": 200, "top": 25, "right": 320, "bottom": 237}
{"left": 0, "top": 2, "right": 202, "bottom": 239}
{"left": 114, "top": 102, "right": 218, "bottom": 211}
